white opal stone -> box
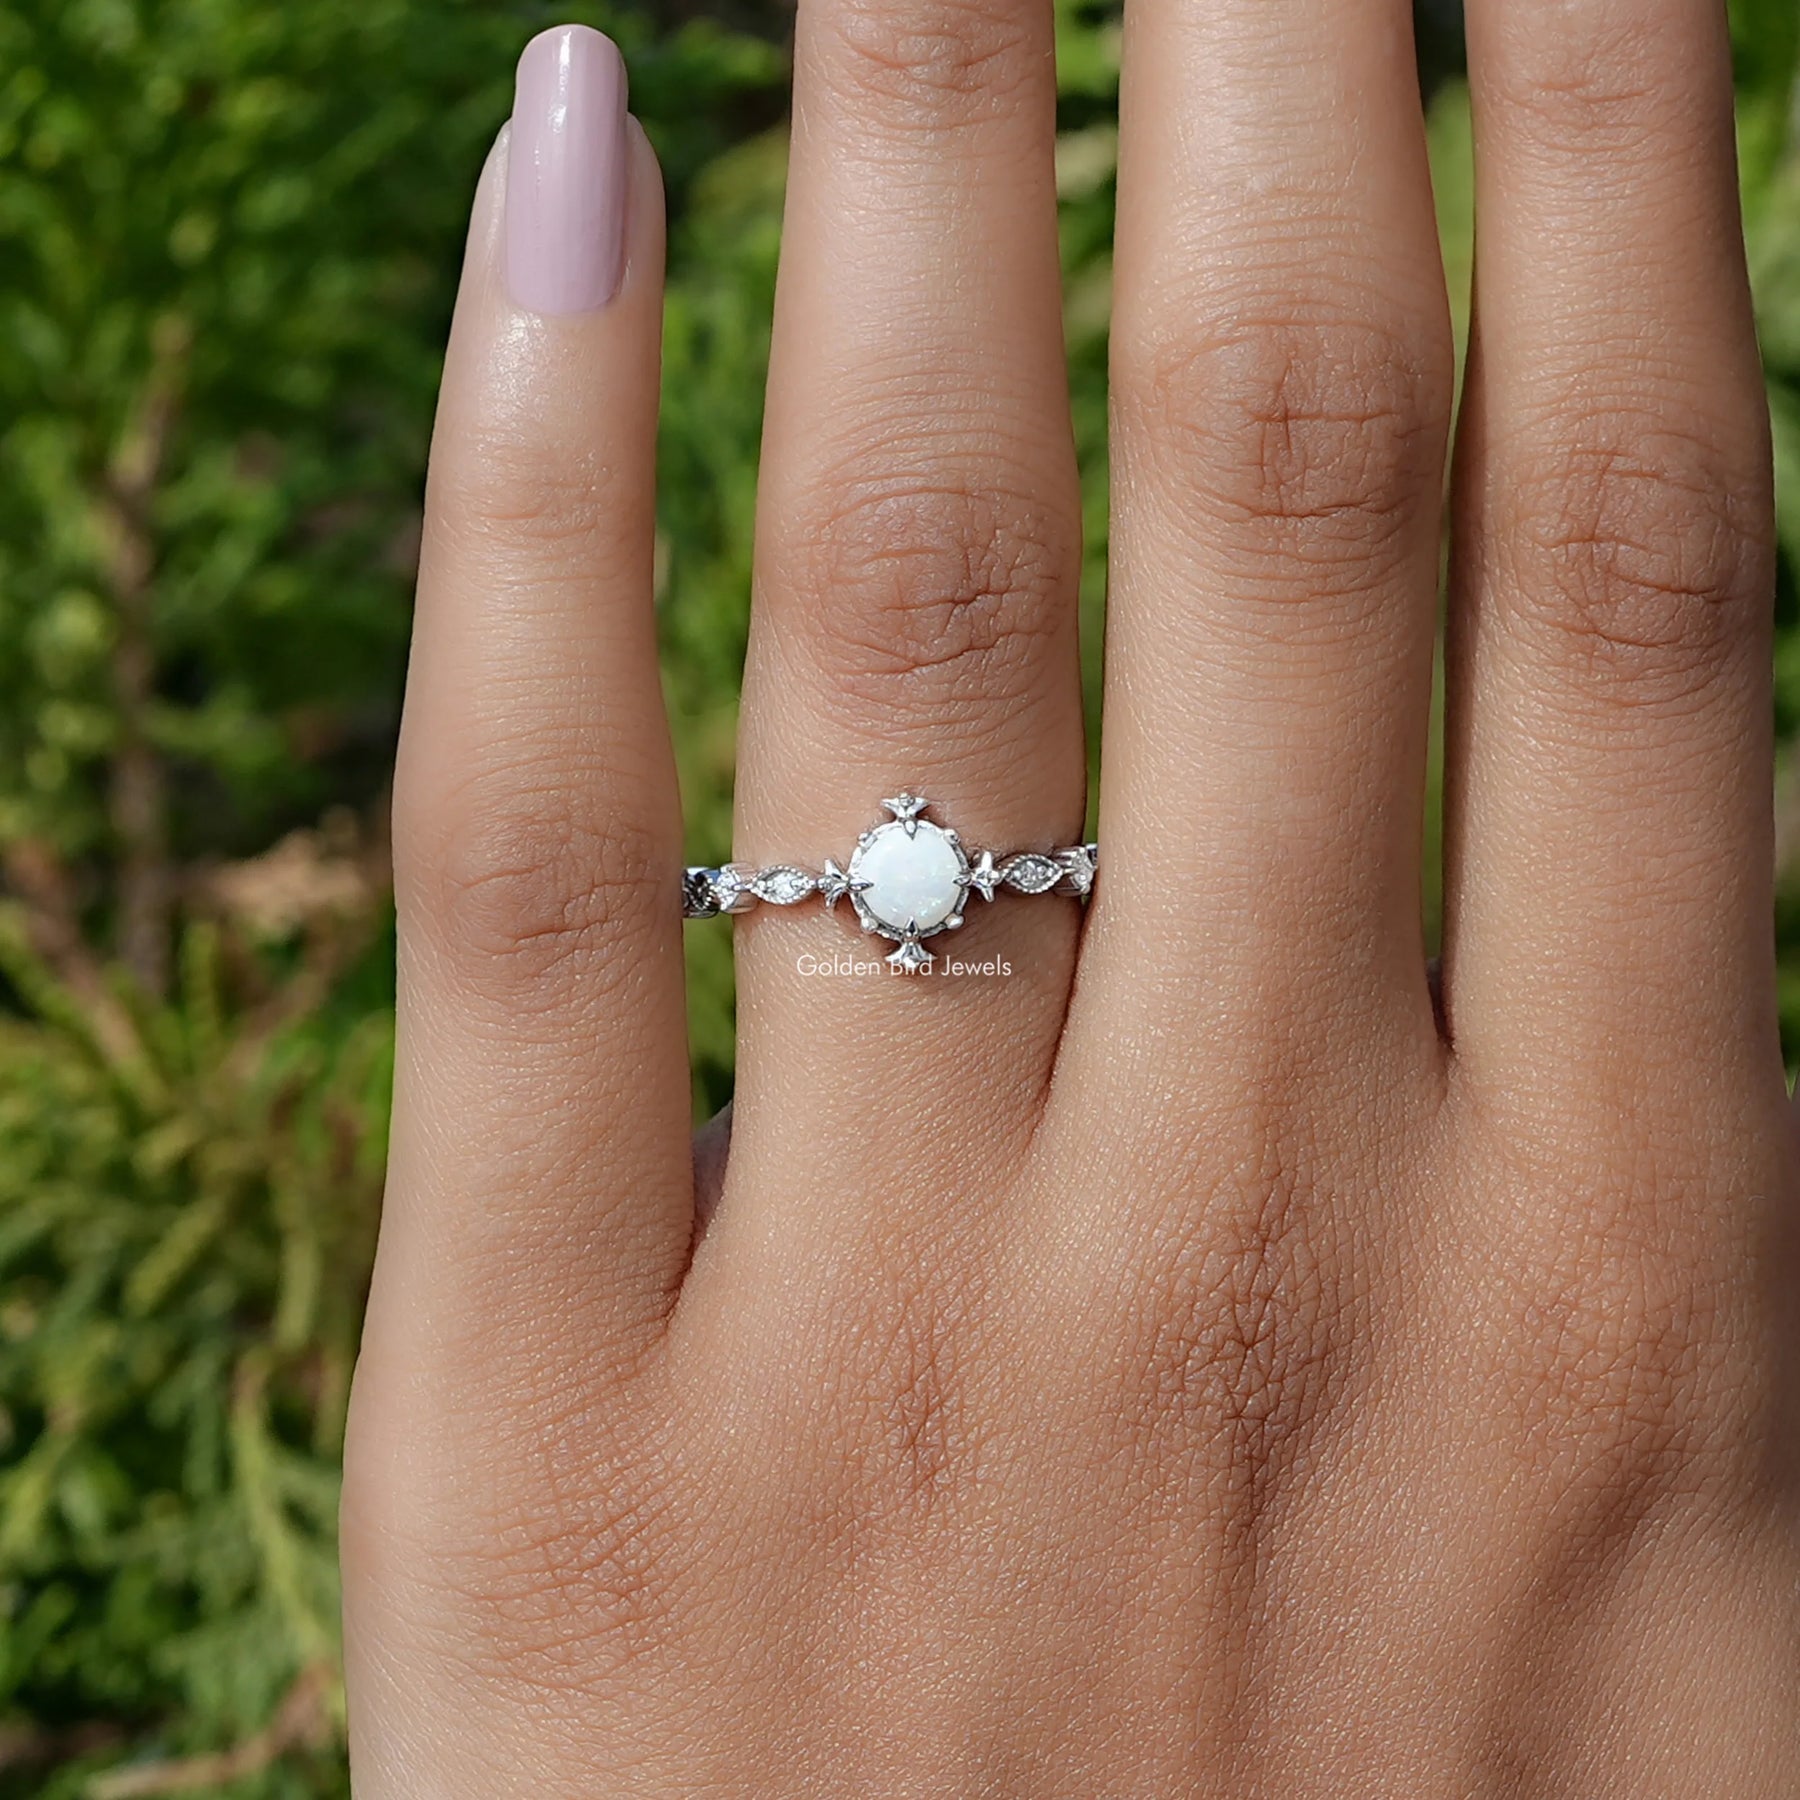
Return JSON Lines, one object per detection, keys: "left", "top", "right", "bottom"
{"left": 851, "top": 822, "right": 965, "bottom": 933}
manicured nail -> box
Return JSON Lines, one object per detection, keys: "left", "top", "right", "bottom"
{"left": 505, "top": 25, "right": 628, "bottom": 314}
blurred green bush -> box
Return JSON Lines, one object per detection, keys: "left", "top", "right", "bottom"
{"left": 0, "top": 0, "right": 1794, "bottom": 1792}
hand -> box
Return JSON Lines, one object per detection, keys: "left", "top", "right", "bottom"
{"left": 341, "top": 4, "right": 1799, "bottom": 1793}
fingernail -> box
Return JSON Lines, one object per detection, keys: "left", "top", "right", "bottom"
{"left": 504, "top": 25, "right": 628, "bottom": 314}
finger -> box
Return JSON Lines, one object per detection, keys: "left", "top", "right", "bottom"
{"left": 1442, "top": 0, "right": 1780, "bottom": 1091}
{"left": 1073, "top": 0, "right": 1454, "bottom": 1085}
{"left": 716, "top": 0, "right": 1084, "bottom": 1226}
{"left": 372, "top": 29, "right": 689, "bottom": 1394}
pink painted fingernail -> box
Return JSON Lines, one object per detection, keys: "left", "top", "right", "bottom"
{"left": 504, "top": 25, "right": 629, "bottom": 314}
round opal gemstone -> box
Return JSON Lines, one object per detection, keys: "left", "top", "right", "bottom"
{"left": 851, "top": 821, "right": 965, "bottom": 934}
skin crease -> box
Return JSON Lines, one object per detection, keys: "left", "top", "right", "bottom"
{"left": 341, "top": 0, "right": 1800, "bottom": 1795}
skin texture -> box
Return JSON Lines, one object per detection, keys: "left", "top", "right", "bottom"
{"left": 341, "top": 1, "right": 1800, "bottom": 1793}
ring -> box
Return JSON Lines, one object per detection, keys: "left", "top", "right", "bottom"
{"left": 682, "top": 794, "right": 1097, "bottom": 972}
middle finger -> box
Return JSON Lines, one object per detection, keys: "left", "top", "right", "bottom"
{"left": 1076, "top": 0, "right": 1453, "bottom": 1099}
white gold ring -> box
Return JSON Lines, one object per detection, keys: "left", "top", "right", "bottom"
{"left": 682, "top": 794, "right": 1097, "bottom": 972}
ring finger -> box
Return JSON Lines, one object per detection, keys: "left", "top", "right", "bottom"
{"left": 711, "top": 0, "right": 1084, "bottom": 1243}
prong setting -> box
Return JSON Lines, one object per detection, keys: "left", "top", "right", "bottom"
{"left": 680, "top": 797, "right": 1096, "bottom": 973}
{"left": 846, "top": 798, "right": 970, "bottom": 964}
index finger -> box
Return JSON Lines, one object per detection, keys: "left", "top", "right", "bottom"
{"left": 373, "top": 31, "right": 691, "bottom": 1403}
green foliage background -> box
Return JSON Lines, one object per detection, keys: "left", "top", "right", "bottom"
{"left": 0, "top": 0, "right": 1795, "bottom": 1792}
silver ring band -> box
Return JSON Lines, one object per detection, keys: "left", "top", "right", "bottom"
{"left": 682, "top": 794, "right": 1097, "bottom": 972}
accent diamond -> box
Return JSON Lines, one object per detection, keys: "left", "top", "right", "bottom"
{"left": 1001, "top": 853, "right": 1062, "bottom": 895}
{"left": 751, "top": 865, "right": 816, "bottom": 906}
{"left": 711, "top": 864, "right": 758, "bottom": 914}
{"left": 1057, "top": 846, "right": 1096, "bottom": 897}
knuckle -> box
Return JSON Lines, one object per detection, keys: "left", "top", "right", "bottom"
{"left": 809, "top": 1254, "right": 980, "bottom": 1524}
{"left": 451, "top": 1485, "right": 684, "bottom": 1687}
{"left": 783, "top": 470, "right": 1070, "bottom": 726}
{"left": 1494, "top": 421, "right": 1769, "bottom": 708}
{"left": 1498, "top": 1227, "right": 1730, "bottom": 1490}
{"left": 407, "top": 767, "right": 667, "bottom": 1009}
{"left": 1475, "top": 1124, "right": 1759, "bottom": 1500}
{"left": 856, "top": 1293, "right": 970, "bottom": 1517}
{"left": 1121, "top": 1142, "right": 1349, "bottom": 1512}
{"left": 817, "top": 0, "right": 1037, "bottom": 123}
{"left": 342, "top": 1397, "right": 689, "bottom": 1690}
{"left": 1114, "top": 307, "right": 1447, "bottom": 591}
{"left": 1492, "top": 18, "right": 1661, "bottom": 155}
{"left": 451, "top": 1473, "right": 687, "bottom": 1690}
{"left": 436, "top": 435, "right": 634, "bottom": 566}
